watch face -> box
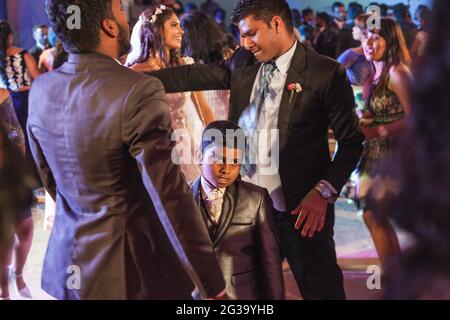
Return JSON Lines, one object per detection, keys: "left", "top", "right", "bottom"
{"left": 322, "top": 188, "right": 332, "bottom": 198}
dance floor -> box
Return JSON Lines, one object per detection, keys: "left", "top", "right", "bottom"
{"left": 7, "top": 197, "right": 410, "bottom": 300}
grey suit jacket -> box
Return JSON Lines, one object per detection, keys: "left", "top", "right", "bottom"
{"left": 191, "top": 178, "right": 284, "bottom": 300}
{"left": 27, "top": 53, "right": 225, "bottom": 300}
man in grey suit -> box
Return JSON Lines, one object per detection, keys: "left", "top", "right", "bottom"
{"left": 27, "top": 0, "right": 226, "bottom": 300}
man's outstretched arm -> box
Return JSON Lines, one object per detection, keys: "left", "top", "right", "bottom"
{"left": 122, "top": 76, "right": 226, "bottom": 298}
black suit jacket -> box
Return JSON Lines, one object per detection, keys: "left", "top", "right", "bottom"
{"left": 191, "top": 178, "right": 284, "bottom": 300}
{"left": 150, "top": 42, "right": 364, "bottom": 212}
{"left": 28, "top": 53, "right": 225, "bottom": 300}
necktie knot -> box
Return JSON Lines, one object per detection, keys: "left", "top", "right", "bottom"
{"left": 206, "top": 189, "right": 223, "bottom": 201}
{"left": 262, "top": 61, "right": 277, "bottom": 78}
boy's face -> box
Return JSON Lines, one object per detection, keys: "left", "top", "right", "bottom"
{"left": 201, "top": 145, "right": 242, "bottom": 189}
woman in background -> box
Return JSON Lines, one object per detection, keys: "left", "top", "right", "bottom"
{"left": 358, "top": 18, "right": 412, "bottom": 270}
{"left": 128, "top": 5, "right": 215, "bottom": 183}
{"left": 0, "top": 89, "right": 35, "bottom": 300}
{"left": 0, "top": 21, "right": 40, "bottom": 142}
{"left": 180, "top": 10, "right": 232, "bottom": 120}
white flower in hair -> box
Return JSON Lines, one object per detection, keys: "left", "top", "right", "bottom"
{"left": 149, "top": 4, "right": 168, "bottom": 24}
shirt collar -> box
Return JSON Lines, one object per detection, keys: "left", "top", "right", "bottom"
{"left": 273, "top": 40, "right": 297, "bottom": 77}
{"left": 200, "top": 176, "right": 226, "bottom": 198}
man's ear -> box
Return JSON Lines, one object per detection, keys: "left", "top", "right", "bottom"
{"left": 194, "top": 149, "right": 203, "bottom": 165}
{"left": 272, "top": 16, "right": 284, "bottom": 34}
{"left": 101, "top": 18, "right": 118, "bottom": 38}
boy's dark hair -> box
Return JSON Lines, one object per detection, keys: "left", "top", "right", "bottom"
{"left": 201, "top": 121, "right": 245, "bottom": 156}
{"left": 45, "top": 0, "right": 114, "bottom": 53}
{"left": 231, "top": 0, "right": 293, "bottom": 34}
{"left": 33, "top": 24, "right": 48, "bottom": 33}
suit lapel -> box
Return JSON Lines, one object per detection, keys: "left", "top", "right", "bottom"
{"left": 191, "top": 178, "right": 202, "bottom": 208}
{"left": 230, "top": 64, "right": 261, "bottom": 122}
{"left": 277, "top": 42, "right": 307, "bottom": 151}
{"left": 213, "top": 182, "right": 239, "bottom": 246}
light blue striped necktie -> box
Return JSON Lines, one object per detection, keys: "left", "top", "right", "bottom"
{"left": 238, "top": 61, "right": 277, "bottom": 177}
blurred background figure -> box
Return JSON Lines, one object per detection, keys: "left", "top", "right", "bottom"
{"left": 299, "top": 8, "right": 315, "bottom": 47}
{"left": 291, "top": 9, "right": 302, "bottom": 29}
{"left": 337, "top": 13, "right": 371, "bottom": 87}
{"left": 28, "top": 24, "right": 50, "bottom": 63}
{"left": 302, "top": 8, "right": 315, "bottom": 28}
{"left": 314, "top": 12, "right": 338, "bottom": 58}
{"left": 411, "top": 4, "right": 431, "bottom": 60}
{"left": 0, "top": 21, "right": 41, "bottom": 188}
{"left": 184, "top": 2, "right": 199, "bottom": 14}
{"left": 201, "top": 0, "right": 221, "bottom": 18}
{"left": 0, "top": 88, "right": 36, "bottom": 300}
{"left": 336, "top": 1, "right": 363, "bottom": 57}
{"left": 392, "top": 3, "right": 418, "bottom": 50}
{"left": 370, "top": 0, "right": 450, "bottom": 299}
{"left": 358, "top": 18, "right": 412, "bottom": 270}
{"left": 128, "top": 0, "right": 153, "bottom": 29}
{"left": 331, "top": 1, "right": 347, "bottom": 29}
{"left": 214, "top": 8, "right": 227, "bottom": 33}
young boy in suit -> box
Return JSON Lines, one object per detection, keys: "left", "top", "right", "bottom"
{"left": 191, "top": 120, "right": 284, "bottom": 300}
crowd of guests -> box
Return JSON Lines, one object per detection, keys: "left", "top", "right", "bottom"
{"left": 0, "top": 0, "right": 448, "bottom": 300}
{"left": 291, "top": 2, "right": 430, "bottom": 61}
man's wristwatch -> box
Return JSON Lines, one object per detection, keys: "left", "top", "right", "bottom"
{"left": 315, "top": 182, "right": 338, "bottom": 203}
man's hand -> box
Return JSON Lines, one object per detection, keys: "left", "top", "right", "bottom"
{"left": 360, "top": 126, "right": 379, "bottom": 140}
{"left": 291, "top": 189, "right": 328, "bottom": 237}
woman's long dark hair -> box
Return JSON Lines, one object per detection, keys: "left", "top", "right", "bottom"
{"left": 135, "top": 5, "right": 181, "bottom": 67}
{"left": 0, "top": 21, "right": 12, "bottom": 89}
{"left": 180, "top": 11, "right": 228, "bottom": 64}
{"left": 363, "top": 18, "right": 412, "bottom": 102}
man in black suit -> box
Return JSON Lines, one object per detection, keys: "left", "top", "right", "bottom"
{"left": 29, "top": 24, "right": 50, "bottom": 63}
{"left": 147, "top": 0, "right": 364, "bottom": 299}
{"left": 191, "top": 121, "right": 284, "bottom": 300}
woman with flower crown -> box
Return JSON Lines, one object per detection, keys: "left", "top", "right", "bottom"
{"left": 128, "top": 4, "right": 215, "bottom": 184}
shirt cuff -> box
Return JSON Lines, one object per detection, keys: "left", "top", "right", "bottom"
{"left": 206, "top": 288, "right": 227, "bottom": 300}
{"left": 320, "top": 180, "right": 338, "bottom": 194}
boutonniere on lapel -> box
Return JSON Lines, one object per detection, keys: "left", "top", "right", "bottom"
{"left": 287, "top": 83, "right": 302, "bottom": 104}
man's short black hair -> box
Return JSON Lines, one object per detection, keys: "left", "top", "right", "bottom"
{"left": 33, "top": 24, "right": 48, "bottom": 33}
{"left": 332, "top": 2, "right": 345, "bottom": 11}
{"left": 231, "top": 0, "right": 294, "bottom": 34}
{"left": 302, "top": 8, "right": 313, "bottom": 18}
{"left": 201, "top": 121, "right": 245, "bottom": 156}
{"left": 45, "top": 0, "right": 114, "bottom": 53}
